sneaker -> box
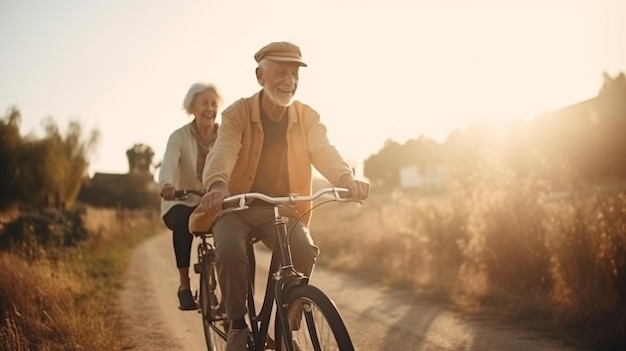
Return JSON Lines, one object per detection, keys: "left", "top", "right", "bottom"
{"left": 225, "top": 328, "right": 249, "bottom": 351}
{"left": 177, "top": 287, "right": 198, "bottom": 311}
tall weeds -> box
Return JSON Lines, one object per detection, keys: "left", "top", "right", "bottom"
{"left": 311, "top": 165, "right": 626, "bottom": 347}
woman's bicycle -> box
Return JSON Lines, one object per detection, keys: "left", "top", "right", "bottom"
{"left": 173, "top": 187, "right": 359, "bottom": 351}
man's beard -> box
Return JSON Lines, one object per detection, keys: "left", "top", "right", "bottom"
{"left": 264, "top": 87, "right": 294, "bottom": 106}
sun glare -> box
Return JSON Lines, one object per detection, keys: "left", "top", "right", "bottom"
{"left": 0, "top": 0, "right": 623, "bottom": 174}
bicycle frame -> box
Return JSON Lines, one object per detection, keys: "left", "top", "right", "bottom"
{"left": 192, "top": 205, "right": 303, "bottom": 351}
{"left": 180, "top": 187, "right": 359, "bottom": 351}
{"left": 247, "top": 206, "right": 310, "bottom": 351}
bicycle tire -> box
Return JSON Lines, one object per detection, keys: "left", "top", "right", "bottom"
{"left": 199, "top": 254, "right": 228, "bottom": 351}
{"left": 283, "top": 284, "right": 354, "bottom": 351}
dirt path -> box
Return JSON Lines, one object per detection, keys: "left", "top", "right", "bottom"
{"left": 118, "top": 229, "right": 583, "bottom": 350}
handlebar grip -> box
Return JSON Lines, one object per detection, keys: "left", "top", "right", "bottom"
{"left": 167, "top": 189, "right": 205, "bottom": 199}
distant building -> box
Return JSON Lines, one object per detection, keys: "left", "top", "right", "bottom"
{"left": 78, "top": 143, "right": 160, "bottom": 208}
{"left": 399, "top": 163, "right": 446, "bottom": 189}
{"left": 90, "top": 172, "right": 158, "bottom": 191}
{"left": 539, "top": 72, "right": 626, "bottom": 123}
{"left": 525, "top": 72, "right": 626, "bottom": 187}
{"left": 78, "top": 171, "right": 159, "bottom": 209}
{"left": 364, "top": 137, "right": 447, "bottom": 192}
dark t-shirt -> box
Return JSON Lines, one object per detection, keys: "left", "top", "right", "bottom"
{"left": 250, "top": 113, "right": 290, "bottom": 197}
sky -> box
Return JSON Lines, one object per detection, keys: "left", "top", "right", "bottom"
{"left": 1, "top": 0, "right": 626, "bottom": 176}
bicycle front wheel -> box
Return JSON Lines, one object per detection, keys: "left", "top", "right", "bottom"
{"left": 283, "top": 284, "right": 354, "bottom": 351}
{"left": 199, "top": 255, "right": 227, "bottom": 351}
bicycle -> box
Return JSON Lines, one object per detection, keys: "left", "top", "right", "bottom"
{"left": 173, "top": 187, "right": 360, "bottom": 351}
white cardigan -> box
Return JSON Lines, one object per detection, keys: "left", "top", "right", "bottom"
{"left": 158, "top": 122, "right": 210, "bottom": 217}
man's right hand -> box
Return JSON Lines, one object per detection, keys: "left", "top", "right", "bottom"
{"left": 201, "top": 182, "right": 229, "bottom": 215}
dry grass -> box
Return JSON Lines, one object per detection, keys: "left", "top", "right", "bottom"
{"left": 0, "top": 252, "right": 109, "bottom": 350}
{"left": 0, "top": 207, "right": 162, "bottom": 351}
{"left": 310, "top": 180, "right": 626, "bottom": 348}
{"left": 3, "top": 179, "right": 625, "bottom": 349}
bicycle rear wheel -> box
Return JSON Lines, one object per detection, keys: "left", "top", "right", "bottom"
{"left": 199, "top": 254, "right": 228, "bottom": 351}
{"left": 283, "top": 284, "right": 354, "bottom": 351}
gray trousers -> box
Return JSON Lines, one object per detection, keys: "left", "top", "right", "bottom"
{"left": 212, "top": 206, "right": 319, "bottom": 321}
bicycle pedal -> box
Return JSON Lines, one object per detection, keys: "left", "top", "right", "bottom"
{"left": 265, "top": 335, "right": 276, "bottom": 349}
{"left": 193, "top": 263, "right": 201, "bottom": 274}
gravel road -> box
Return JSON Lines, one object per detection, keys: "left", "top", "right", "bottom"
{"left": 118, "top": 229, "right": 582, "bottom": 351}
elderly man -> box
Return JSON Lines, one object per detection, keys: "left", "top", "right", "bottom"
{"left": 190, "top": 41, "right": 369, "bottom": 351}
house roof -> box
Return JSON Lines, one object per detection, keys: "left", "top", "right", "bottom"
{"left": 90, "top": 172, "right": 157, "bottom": 190}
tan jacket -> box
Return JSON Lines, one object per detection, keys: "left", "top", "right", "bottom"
{"left": 189, "top": 91, "right": 353, "bottom": 233}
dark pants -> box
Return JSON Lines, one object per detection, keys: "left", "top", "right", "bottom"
{"left": 163, "top": 205, "right": 196, "bottom": 268}
{"left": 212, "top": 207, "right": 319, "bottom": 320}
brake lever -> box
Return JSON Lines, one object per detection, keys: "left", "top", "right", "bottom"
{"left": 340, "top": 197, "right": 363, "bottom": 205}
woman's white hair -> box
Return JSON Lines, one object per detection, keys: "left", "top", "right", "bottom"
{"left": 182, "top": 82, "right": 222, "bottom": 114}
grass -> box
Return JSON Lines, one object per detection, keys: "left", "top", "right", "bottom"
{"left": 310, "top": 179, "right": 626, "bottom": 349}
{"left": 0, "top": 207, "right": 163, "bottom": 351}
{"left": 2, "top": 176, "right": 626, "bottom": 349}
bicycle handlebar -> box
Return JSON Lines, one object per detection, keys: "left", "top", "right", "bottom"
{"left": 219, "top": 187, "right": 359, "bottom": 217}
{"left": 169, "top": 187, "right": 359, "bottom": 206}
{"left": 173, "top": 189, "right": 206, "bottom": 199}
{"left": 223, "top": 187, "right": 355, "bottom": 207}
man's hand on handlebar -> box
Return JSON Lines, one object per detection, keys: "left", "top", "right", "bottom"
{"left": 201, "top": 182, "right": 230, "bottom": 215}
{"left": 339, "top": 176, "right": 370, "bottom": 200}
{"left": 161, "top": 184, "right": 176, "bottom": 201}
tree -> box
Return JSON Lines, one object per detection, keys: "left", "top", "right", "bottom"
{"left": 39, "top": 117, "right": 99, "bottom": 207}
{"left": 0, "top": 106, "right": 99, "bottom": 210}
{"left": 126, "top": 143, "right": 155, "bottom": 175}
{"left": 0, "top": 108, "right": 23, "bottom": 208}
{"left": 363, "top": 139, "right": 402, "bottom": 188}
{"left": 599, "top": 71, "right": 626, "bottom": 97}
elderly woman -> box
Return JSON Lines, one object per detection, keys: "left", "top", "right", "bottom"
{"left": 158, "top": 82, "right": 222, "bottom": 310}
